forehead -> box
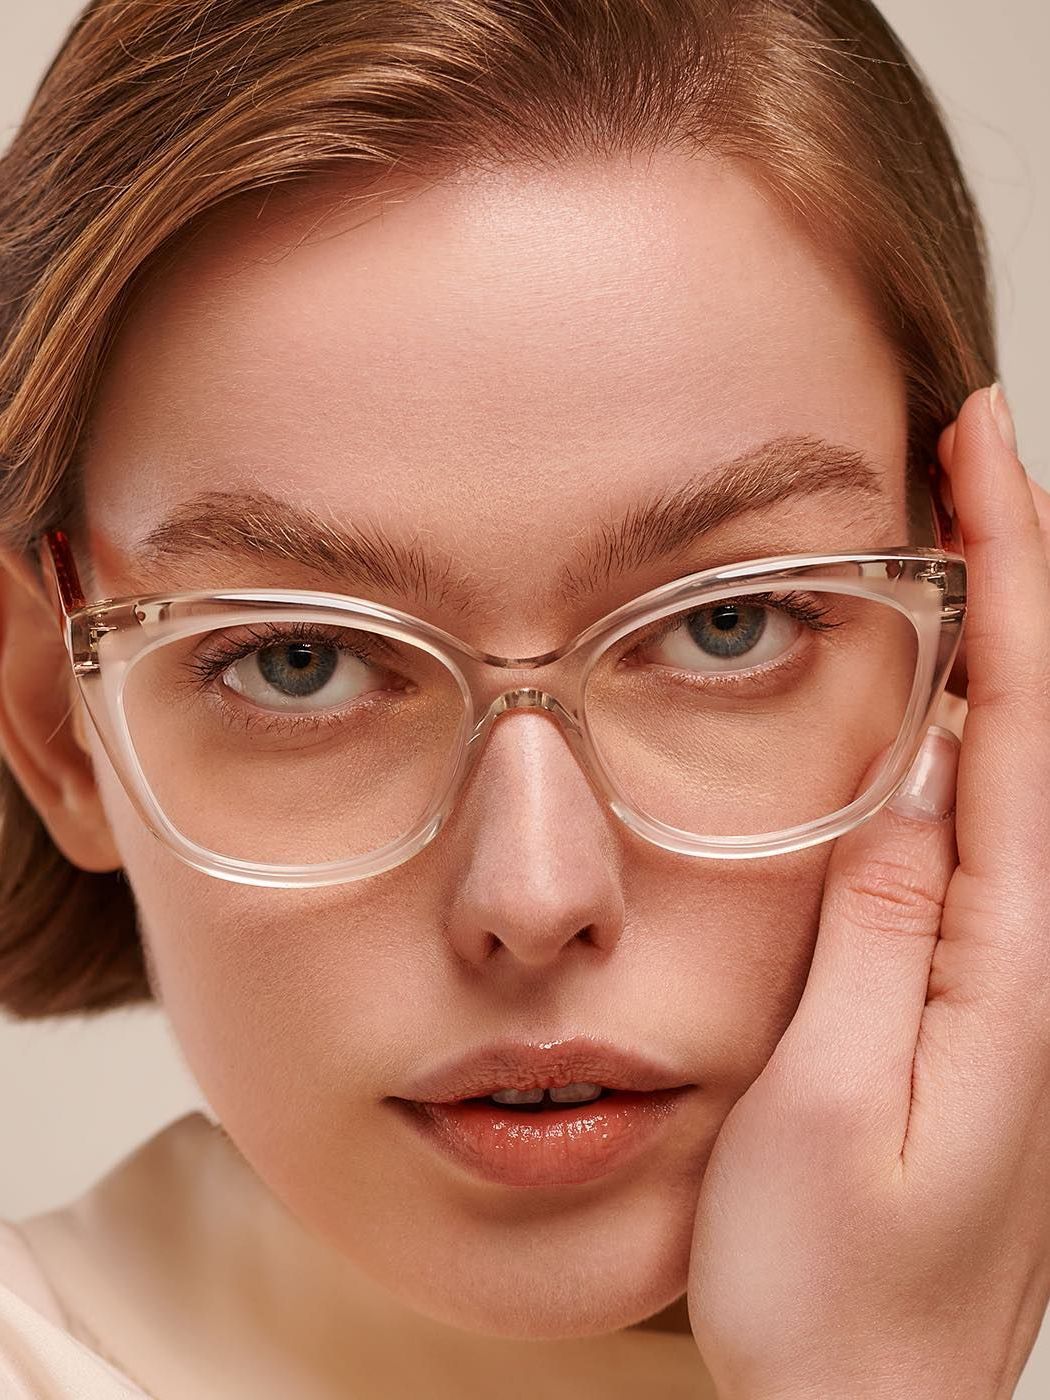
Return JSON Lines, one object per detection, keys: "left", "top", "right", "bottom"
{"left": 81, "top": 150, "right": 906, "bottom": 628}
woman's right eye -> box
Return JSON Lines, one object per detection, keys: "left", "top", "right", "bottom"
{"left": 221, "top": 638, "right": 386, "bottom": 712}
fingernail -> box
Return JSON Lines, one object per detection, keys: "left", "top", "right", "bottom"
{"left": 988, "top": 383, "right": 1018, "bottom": 454}
{"left": 889, "top": 725, "right": 960, "bottom": 822}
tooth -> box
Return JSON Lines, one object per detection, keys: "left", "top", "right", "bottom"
{"left": 548, "top": 1082, "right": 603, "bottom": 1104}
{"left": 490, "top": 1087, "right": 545, "bottom": 1104}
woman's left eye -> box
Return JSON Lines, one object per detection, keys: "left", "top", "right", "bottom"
{"left": 640, "top": 602, "right": 803, "bottom": 673}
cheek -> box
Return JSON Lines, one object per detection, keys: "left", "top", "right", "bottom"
{"left": 632, "top": 845, "right": 831, "bottom": 1089}
{"left": 86, "top": 738, "right": 390, "bottom": 1103}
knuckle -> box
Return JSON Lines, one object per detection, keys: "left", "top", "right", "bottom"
{"left": 964, "top": 647, "right": 1050, "bottom": 712}
{"left": 786, "top": 1075, "right": 860, "bottom": 1128}
{"left": 839, "top": 857, "right": 944, "bottom": 936}
{"left": 767, "top": 1061, "right": 883, "bottom": 1150}
{"left": 963, "top": 967, "right": 1050, "bottom": 1064}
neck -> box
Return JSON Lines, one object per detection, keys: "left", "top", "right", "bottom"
{"left": 19, "top": 1112, "right": 715, "bottom": 1399}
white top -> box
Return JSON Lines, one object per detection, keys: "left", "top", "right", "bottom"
{"left": 0, "top": 1111, "right": 715, "bottom": 1399}
{"left": 0, "top": 1221, "right": 149, "bottom": 1396}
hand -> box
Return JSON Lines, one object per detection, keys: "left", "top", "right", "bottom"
{"left": 686, "top": 385, "right": 1050, "bottom": 1400}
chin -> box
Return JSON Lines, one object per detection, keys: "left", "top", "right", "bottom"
{"left": 374, "top": 1187, "right": 697, "bottom": 1339}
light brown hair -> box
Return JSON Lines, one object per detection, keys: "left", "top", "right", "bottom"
{"left": 0, "top": 0, "right": 995, "bottom": 1018}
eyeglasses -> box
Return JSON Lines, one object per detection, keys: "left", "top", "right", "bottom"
{"left": 33, "top": 525, "right": 965, "bottom": 888}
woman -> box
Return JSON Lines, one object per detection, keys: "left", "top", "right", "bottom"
{"left": 0, "top": 1, "right": 1047, "bottom": 1396}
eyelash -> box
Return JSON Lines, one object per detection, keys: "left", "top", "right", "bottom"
{"left": 185, "top": 621, "right": 392, "bottom": 692}
{"left": 620, "top": 589, "right": 844, "bottom": 658}
{"left": 180, "top": 590, "right": 844, "bottom": 737}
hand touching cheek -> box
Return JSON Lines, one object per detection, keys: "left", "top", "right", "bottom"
{"left": 686, "top": 385, "right": 1050, "bottom": 1400}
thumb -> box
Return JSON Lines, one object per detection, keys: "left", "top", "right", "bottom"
{"left": 770, "top": 725, "right": 960, "bottom": 1139}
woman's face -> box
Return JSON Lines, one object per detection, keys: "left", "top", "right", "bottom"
{"left": 74, "top": 149, "right": 909, "bottom": 1336}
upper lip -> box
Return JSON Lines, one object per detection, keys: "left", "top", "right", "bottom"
{"left": 395, "top": 1035, "right": 695, "bottom": 1104}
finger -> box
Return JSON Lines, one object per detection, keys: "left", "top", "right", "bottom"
{"left": 926, "top": 386, "right": 1050, "bottom": 1099}
{"left": 940, "top": 387, "right": 1050, "bottom": 889}
{"left": 940, "top": 412, "right": 1050, "bottom": 701}
{"left": 1029, "top": 467, "right": 1050, "bottom": 542}
{"left": 936, "top": 423, "right": 970, "bottom": 698}
{"left": 769, "top": 728, "right": 959, "bottom": 1145}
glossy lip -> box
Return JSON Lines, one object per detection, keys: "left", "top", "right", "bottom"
{"left": 391, "top": 1087, "right": 695, "bottom": 1188}
{"left": 394, "top": 1034, "right": 695, "bottom": 1103}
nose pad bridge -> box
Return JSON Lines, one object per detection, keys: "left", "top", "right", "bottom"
{"left": 470, "top": 687, "right": 581, "bottom": 742}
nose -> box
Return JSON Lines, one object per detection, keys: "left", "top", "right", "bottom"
{"left": 442, "top": 706, "right": 626, "bottom": 969}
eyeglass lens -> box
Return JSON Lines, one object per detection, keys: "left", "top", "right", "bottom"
{"left": 110, "top": 584, "right": 918, "bottom": 865}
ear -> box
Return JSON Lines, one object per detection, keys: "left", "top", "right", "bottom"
{"left": 0, "top": 548, "right": 122, "bottom": 873}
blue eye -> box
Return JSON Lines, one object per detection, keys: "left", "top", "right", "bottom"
{"left": 687, "top": 603, "right": 768, "bottom": 659}
{"left": 630, "top": 591, "right": 844, "bottom": 678}
{"left": 256, "top": 640, "right": 339, "bottom": 698}
{"left": 186, "top": 622, "right": 401, "bottom": 717}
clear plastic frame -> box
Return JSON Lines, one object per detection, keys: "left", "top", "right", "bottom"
{"left": 36, "top": 526, "right": 966, "bottom": 888}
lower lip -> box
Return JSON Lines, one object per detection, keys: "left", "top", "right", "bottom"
{"left": 391, "top": 1088, "right": 692, "bottom": 1188}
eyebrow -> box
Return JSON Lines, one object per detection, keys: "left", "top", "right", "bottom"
{"left": 117, "top": 434, "right": 887, "bottom": 620}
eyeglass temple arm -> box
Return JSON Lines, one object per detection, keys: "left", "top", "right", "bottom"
{"left": 35, "top": 528, "right": 85, "bottom": 623}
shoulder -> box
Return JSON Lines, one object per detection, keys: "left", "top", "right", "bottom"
{"left": 0, "top": 1219, "right": 65, "bottom": 1324}
{"left": 0, "top": 1219, "right": 151, "bottom": 1397}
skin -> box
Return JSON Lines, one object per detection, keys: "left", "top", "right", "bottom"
{"left": 3, "top": 148, "right": 1045, "bottom": 1394}
{"left": 686, "top": 390, "right": 1050, "bottom": 1400}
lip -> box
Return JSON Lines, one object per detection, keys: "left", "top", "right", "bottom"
{"left": 388, "top": 1035, "right": 696, "bottom": 1189}
{"left": 395, "top": 1034, "right": 694, "bottom": 1103}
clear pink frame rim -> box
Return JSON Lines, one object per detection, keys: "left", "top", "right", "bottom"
{"left": 36, "top": 526, "right": 966, "bottom": 888}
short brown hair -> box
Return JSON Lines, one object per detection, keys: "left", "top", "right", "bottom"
{"left": 0, "top": 0, "right": 996, "bottom": 1018}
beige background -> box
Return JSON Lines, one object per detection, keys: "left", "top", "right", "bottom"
{"left": 1, "top": 1, "right": 1048, "bottom": 1389}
